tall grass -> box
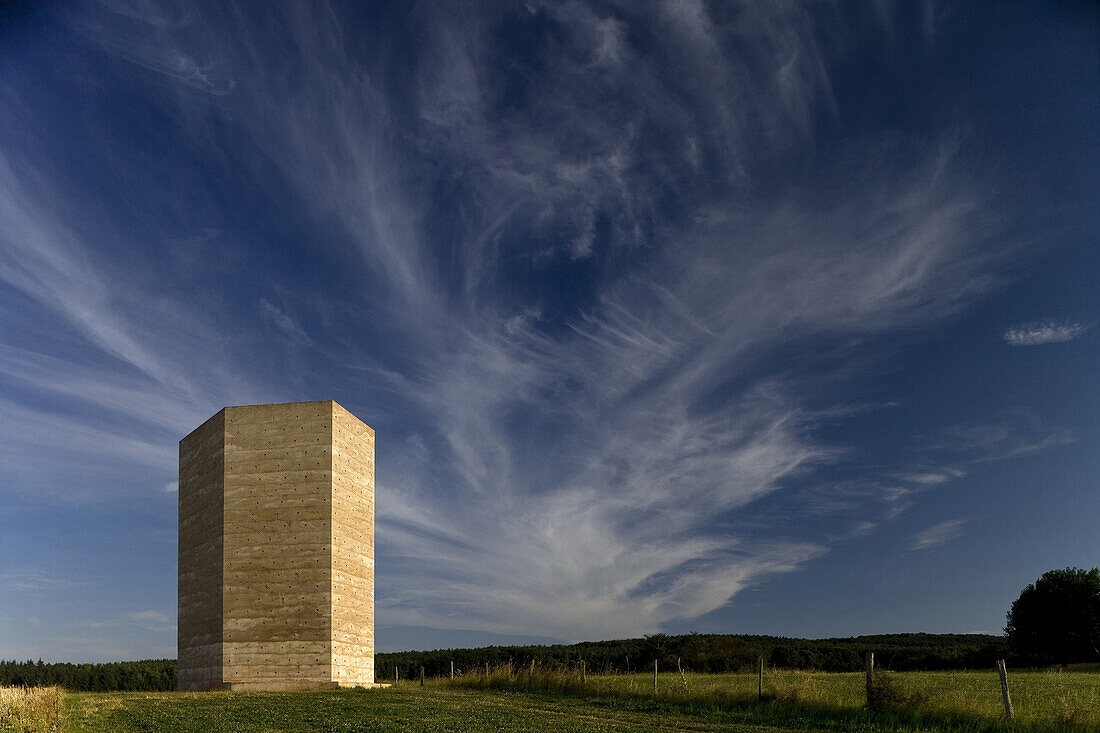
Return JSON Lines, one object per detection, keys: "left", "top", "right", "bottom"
{"left": 443, "top": 664, "right": 1100, "bottom": 731}
{"left": 0, "top": 686, "right": 64, "bottom": 733}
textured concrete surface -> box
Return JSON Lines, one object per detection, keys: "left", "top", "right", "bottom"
{"left": 177, "top": 400, "right": 376, "bottom": 691}
{"left": 178, "top": 410, "right": 225, "bottom": 691}
{"left": 330, "top": 403, "right": 376, "bottom": 686}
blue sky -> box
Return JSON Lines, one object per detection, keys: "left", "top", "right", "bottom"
{"left": 1, "top": 1, "right": 1097, "bottom": 662}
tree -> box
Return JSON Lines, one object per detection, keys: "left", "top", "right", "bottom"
{"left": 1005, "top": 567, "right": 1100, "bottom": 664}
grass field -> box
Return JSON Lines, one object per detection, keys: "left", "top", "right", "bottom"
{"left": 37, "top": 669, "right": 1100, "bottom": 732}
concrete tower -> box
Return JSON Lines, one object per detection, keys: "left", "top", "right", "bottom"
{"left": 178, "top": 400, "right": 376, "bottom": 690}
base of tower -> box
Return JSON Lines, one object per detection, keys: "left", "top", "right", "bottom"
{"left": 217, "top": 680, "right": 391, "bottom": 691}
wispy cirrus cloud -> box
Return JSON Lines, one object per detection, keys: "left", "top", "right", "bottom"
{"left": 0, "top": 571, "right": 86, "bottom": 593}
{"left": 258, "top": 298, "right": 312, "bottom": 345}
{"left": 1004, "top": 320, "right": 1088, "bottom": 346}
{"left": 128, "top": 610, "right": 170, "bottom": 625}
{"left": 920, "top": 412, "right": 1075, "bottom": 463}
{"left": 0, "top": 0, "right": 1045, "bottom": 648}
{"left": 911, "top": 518, "right": 969, "bottom": 551}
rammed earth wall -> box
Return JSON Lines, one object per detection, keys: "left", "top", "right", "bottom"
{"left": 177, "top": 400, "right": 376, "bottom": 691}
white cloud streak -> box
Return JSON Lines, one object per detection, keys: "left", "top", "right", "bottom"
{"left": 1004, "top": 320, "right": 1088, "bottom": 346}
{"left": 128, "top": 610, "right": 170, "bottom": 625}
{"left": 921, "top": 413, "right": 1075, "bottom": 463}
{"left": 911, "top": 518, "right": 968, "bottom": 551}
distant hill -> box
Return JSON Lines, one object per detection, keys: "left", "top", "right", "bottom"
{"left": 377, "top": 632, "right": 1010, "bottom": 680}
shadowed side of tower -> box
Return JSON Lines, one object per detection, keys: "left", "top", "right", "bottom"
{"left": 178, "top": 400, "right": 376, "bottom": 691}
{"left": 178, "top": 410, "right": 225, "bottom": 691}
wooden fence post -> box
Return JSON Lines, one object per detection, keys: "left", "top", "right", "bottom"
{"left": 450, "top": 660, "right": 454, "bottom": 681}
{"left": 485, "top": 661, "right": 489, "bottom": 678}
{"left": 758, "top": 656, "right": 764, "bottom": 700}
{"left": 420, "top": 666, "right": 425, "bottom": 686}
{"left": 865, "top": 652, "right": 874, "bottom": 709}
{"left": 653, "top": 659, "right": 658, "bottom": 694}
{"left": 996, "top": 659, "right": 1014, "bottom": 721}
{"left": 395, "top": 666, "right": 398, "bottom": 685}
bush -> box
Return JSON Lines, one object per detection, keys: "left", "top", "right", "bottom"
{"left": 867, "top": 671, "right": 928, "bottom": 713}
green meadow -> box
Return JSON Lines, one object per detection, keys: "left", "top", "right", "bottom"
{"left": 43, "top": 668, "right": 1100, "bottom": 733}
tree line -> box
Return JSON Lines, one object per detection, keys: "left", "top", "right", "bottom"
{"left": 0, "top": 633, "right": 1007, "bottom": 690}
{"left": 376, "top": 632, "right": 1010, "bottom": 680}
{"left": 0, "top": 658, "right": 175, "bottom": 691}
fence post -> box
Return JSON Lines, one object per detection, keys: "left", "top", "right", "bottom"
{"left": 996, "top": 659, "right": 1014, "bottom": 721}
{"left": 581, "top": 659, "right": 586, "bottom": 684}
{"left": 395, "top": 666, "right": 398, "bottom": 685}
{"left": 485, "top": 661, "right": 489, "bottom": 678}
{"left": 758, "top": 656, "right": 764, "bottom": 700}
{"left": 450, "top": 660, "right": 454, "bottom": 681}
{"left": 653, "top": 659, "right": 658, "bottom": 694}
{"left": 865, "top": 652, "right": 874, "bottom": 709}
{"left": 420, "top": 666, "right": 425, "bottom": 686}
